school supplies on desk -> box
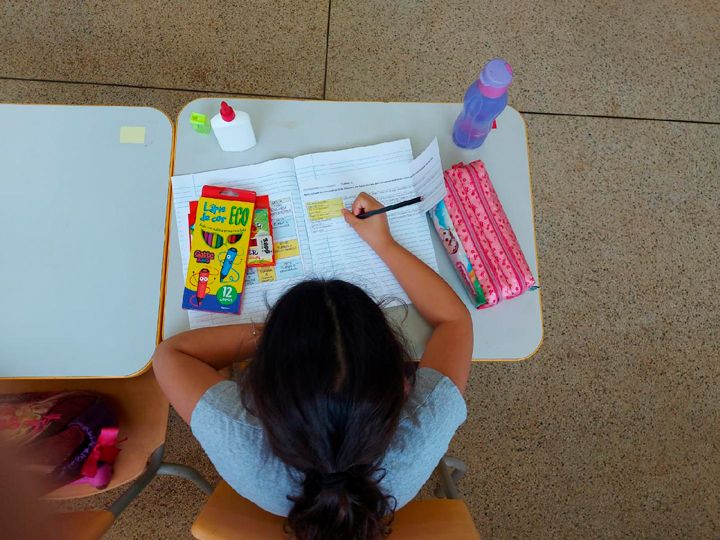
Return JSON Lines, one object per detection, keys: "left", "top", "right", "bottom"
{"left": 453, "top": 58, "right": 512, "bottom": 149}
{"left": 211, "top": 101, "right": 256, "bottom": 152}
{"left": 434, "top": 160, "right": 536, "bottom": 308}
{"left": 430, "top": 200, "right": 487, "bottom": 308}
{"left": 188, "top": 195, "right": 275, "bottom": 267}
{"left": 247, "top": 195, "right": 275, "bottom": 267}
{"left": 189, "top": 112, "right": 211, "bottom": 134}
{"left": 183, "top": 186, "right": 256, "bottom": 314}
{"left": 172, "top": 138, "right": 446, "bottom": 329}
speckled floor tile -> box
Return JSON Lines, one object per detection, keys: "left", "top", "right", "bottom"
{"left": 454, "top": 114, "right": 720, "bottom": 538}
{"left": 0, "top": 77, "right": 255, "bottom": 121}
{"left": 326, "top": 0, "right": 720, "bottom": 122}
{"left": 0, "top": 0, "right": 328, "bottom": 98}
{"left": 0, "top": 78, "right": 190, "bottom": 117}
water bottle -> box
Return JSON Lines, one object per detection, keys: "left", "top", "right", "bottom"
{"left": 452, "top": 59, "right": 513, "bottom": 149}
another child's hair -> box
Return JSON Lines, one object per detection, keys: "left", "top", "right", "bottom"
{"left": 241, "top": 279, "right": 410, "bottom": 540}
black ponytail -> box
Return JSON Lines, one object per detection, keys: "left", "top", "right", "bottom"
{"left": 289, "top": 464, "right": 395, "bottom": 539}
{"left": 241, "top": 280, "right": 410, "bottom": 539}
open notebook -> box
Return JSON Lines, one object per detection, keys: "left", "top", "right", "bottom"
{"left": 171, "top": 138, "right": 446, "bottom": 329}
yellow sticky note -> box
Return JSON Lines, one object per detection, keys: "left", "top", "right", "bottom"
{"left": 257, "top": 267, "right": 277, "bottom": 283}
{"left": 306, "top": 198, "right": 344, "bottom": 221}
{"left": 274, "top": 239, "right": 300, "bottom": 260}
{"left": 119, "top": 126, "right": 146, "bottom": 144}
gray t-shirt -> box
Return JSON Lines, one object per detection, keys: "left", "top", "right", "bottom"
{"left": 190, "top": 367, "right": 467, "bottom": 516}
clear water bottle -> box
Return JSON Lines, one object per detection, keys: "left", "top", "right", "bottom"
{"left": 452, "top": 59, "right": 513, "bottom": 149}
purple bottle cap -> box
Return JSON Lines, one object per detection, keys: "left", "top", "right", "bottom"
{"left": 478, "top": 58, "right": 513, "bottom": 98}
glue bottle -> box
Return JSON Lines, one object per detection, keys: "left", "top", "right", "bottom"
{"left": 452, "top": 59, "right": 513, "bottom": 149}
{"left": 211, "top": 101, "right": 257, "bottom": 152}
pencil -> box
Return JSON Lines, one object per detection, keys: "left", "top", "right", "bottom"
{"left": 356, "top": 196, "right": 423, "bottom": 219}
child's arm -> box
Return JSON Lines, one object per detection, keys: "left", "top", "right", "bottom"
{"left": 152, "top": 324, "right": 261, "bottom": 423}
{"left": 343, "top": 193, "right": 473, "bottom": 393}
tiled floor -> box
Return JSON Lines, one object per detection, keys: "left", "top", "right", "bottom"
{"left": 3, "top": 1, "right": 719, "bottom": 538}
{"left": 326, "top": 0, "right": 720, "bottom": 121}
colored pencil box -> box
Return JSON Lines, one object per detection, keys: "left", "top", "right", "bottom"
{"left": 436, "top": 160, "right": 536, "bottom": 308}
{"left": 182, "top": 186, "right": 256, "bottom": 314}
{"left": 188, "top": 196, "right": 275, "bottom": 267}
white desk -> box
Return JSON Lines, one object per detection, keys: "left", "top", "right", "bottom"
{"left": 165, "top": 99, "right": 542, "bottom": 360}
{"left": 0, "top": 105, "right": 172, "bottom": 377}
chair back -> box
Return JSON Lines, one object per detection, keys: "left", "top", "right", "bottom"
{"left": 191, "top": 481, "right": 480, "bottom": 539}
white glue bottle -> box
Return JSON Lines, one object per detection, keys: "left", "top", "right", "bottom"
{"left": 211, "top": 101, "right": 256, "bottom": 152}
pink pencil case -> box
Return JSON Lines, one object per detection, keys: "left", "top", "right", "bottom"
{"left": 438, "top": 160, "right": 536, "bottom": 308}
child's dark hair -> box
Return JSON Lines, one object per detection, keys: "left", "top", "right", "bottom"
{"left": 240, "top": 279, "right": 411, "bottom": 540}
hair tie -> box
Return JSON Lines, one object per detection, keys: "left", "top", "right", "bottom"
{"left": 319, "top": 471, "right": 348, "bottom": 490}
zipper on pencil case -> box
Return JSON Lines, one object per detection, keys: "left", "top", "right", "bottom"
{"left": 467, "top": 164, "right": 528, "bottom": 295}
{"left": 445, "top": 174, "right": 504, "bottom": 302}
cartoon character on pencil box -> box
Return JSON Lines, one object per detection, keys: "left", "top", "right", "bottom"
{"left": 199, "top": 231, "right": 244, "bottom": 282}
{"left": 439, "top": 228, "right": 459, "bottom": 254}
{"left": 434, "top": 204, "right": 461, "bottom": 255}
{"left": 431, "top": 201, "right": 486, "bottom": 307}
{"left": 195, "top": 268, "right": 210, "bottom": 305}
{"left": 220, "top": 248, "right": 238, "bottom": 282}
{"left": 182, "top": 186, "right": 256, "bottom": 314}
{"left": 187, "top": 267, "right": 218, "bottom": 307}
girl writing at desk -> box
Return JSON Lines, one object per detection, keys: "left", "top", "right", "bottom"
{"left": 153, "top": 192, "right": 473, "bottom": 540}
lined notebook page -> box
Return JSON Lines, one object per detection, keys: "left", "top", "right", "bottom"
{"left": 171, "top": 159, "right": 311, "bottom": 328}
{"left": 411, "top": 138, "right": 446, "bottom": 212}
{"left": 294, "top": 140, "right": 439, "bottom": 306}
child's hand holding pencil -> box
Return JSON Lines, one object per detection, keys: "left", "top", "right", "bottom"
{"left": 342, "top": 193, "right": 396, "bottom": 252}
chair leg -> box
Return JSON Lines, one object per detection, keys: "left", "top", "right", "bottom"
{"left": 157, "top": 462, "right": 213, "bottom": 495}
{"left": 434, "top": 455, "right": 466, "bottom": 500}
{"left": 108, "top": 445, "right": 165, "bottom": 517}
{"left": 107, "top": 445, "right": 214, "bottom": 519}
{"left": 444, "top": 455, "right": 467, "bottom": 485}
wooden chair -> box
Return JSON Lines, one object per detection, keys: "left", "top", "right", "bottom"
{"left": 0, "top": 369, "right": 213, "bottom": 539}
{"left": 191, "top": 457, "right": 479, "bottom": 540}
